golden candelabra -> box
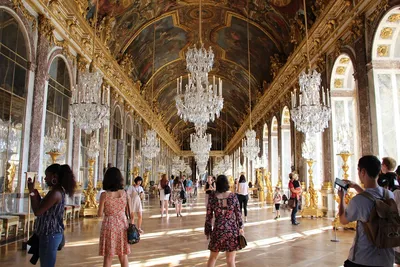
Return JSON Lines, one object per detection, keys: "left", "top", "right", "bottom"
{"left": 5, "top": 162, "right": 16, "bottom": 193}
{"left": 302, "top": 159, "right": 324, "bottom": 217}
{"left": 263, "top": 170, "right": 273, "bottom": 204}
{"left": 81, "top": 158, "right": 98, "bottom": 217}
{"left": 46, "top": 151, "right": 62, "bottom": 164}
{"left": 133, "top": 166, "right": 139, "bottom": 179}
{"left": 256, "top": 168, "right": 265, "bottom": 206}
{"left": 332, "top": 152, "right": 356, "bottom": 229}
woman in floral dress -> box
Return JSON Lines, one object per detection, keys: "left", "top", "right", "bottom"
{"left": 98, "top": 167, "right": 133, "bottom": 267}
{"left": 205, "top": 175, "right": 244, "bottom": 267}
{"left": 172, "top": 176, "right": 184, "bottom": 217}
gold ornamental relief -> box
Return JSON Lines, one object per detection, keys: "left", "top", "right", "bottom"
{"left": 387, "top": 14, "right": 400, "bottom": 23}
{"left": 269, "top": 0, "right": 292, "bottom": 7}
{"left": 336, "top": 66, "right": 346, "bottom": 75}
{"left": 12, "top": 0, "right": 37, "bottom": 29}
{"left": 334, "top": 79, "right": 343, "bottom": 88}
{"left": 377, "top": 45, "right": 389, "bottom": 57}
{"left": 339, "top": 57, "right": 350, "bottom": 64}
{"left": 380, "top": 27, "right": 393, "bottom": 39}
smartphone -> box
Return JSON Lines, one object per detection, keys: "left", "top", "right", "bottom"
{"left": 335, "top": 178, "right": 349, "bottom": 190}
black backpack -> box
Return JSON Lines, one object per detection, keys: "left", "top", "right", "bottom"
{"left": 164, "top": 184, "right": 171, "bottom": 194}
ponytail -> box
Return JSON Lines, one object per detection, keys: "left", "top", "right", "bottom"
{"left": 45, "top": 163, "right": 77, "bottom": 197}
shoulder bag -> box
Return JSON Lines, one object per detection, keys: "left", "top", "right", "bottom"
{"left": 238, "top": 234, "right": 247, "bottom": 249}
{"left": 125, "top": 191, "right": 140, "bottom": 244}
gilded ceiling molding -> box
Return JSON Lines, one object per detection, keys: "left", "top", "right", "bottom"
{"left": 24, "top": 0, "right": 181, "bottom": 153}
{"left": 12, "top": 0, "right": 37, "bottom": 29}
{"left": 224, "top": 0, "right": 381, "bottom": 154}
{"left": 38, "top": 14, "right": 54, "bottom": 43}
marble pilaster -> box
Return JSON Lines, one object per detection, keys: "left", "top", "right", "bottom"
{"left": 28, "top": 16, "right": 51, "bottom": 177}
{"left": 354, "top": 34, "right": 374, "bottom": 155}
{"left": 277, "top": 117, "right": 282, "bottom": 187}
{"left": 116, "top": 139, "right": 126, "bottom": 177}
{"left": 98, "top": 128, "right": 105, "bottom": 181}
{"left": 71, "top": 127, "right": 80, "bottom": 178}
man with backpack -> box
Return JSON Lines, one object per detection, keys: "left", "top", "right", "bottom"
{"left": 338, "top": 155, "right": 396, "bottom": 267}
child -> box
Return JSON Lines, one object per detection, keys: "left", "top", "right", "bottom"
{"left": 273, "top": 186, "right": 282, "bottom": 220}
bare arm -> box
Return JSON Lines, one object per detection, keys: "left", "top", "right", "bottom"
{"left": 97, "top": 192, "right": 106, "bottom": 217}
{"left": 338, "top": 188, "right": 349, "bottom": 225}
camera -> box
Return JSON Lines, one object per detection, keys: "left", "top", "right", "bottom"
{"left": 335, "top": 178, "right": 349, "bottom": 190}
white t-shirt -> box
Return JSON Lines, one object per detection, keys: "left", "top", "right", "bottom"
{"left": 237, "top": 182, "right": 248, "bottom": 196}
{"left": 345, "top": 187, "right": 395, "bottom": 266}
{"left": 127, "top": 185, "right": 144, "bottom": 199}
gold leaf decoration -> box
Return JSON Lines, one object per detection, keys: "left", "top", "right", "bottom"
{"left": 334, "top": 79, "right": 343, "bottom": 88}
{"left": 336, "top": 66, "right": 346, "bottom": 75}
{"left": 387, "top": 14, "right": 400, "bottom": 23}
{"left": 380, "top": 27, "right": 393, "bottom": 39}
{"left": 339, "top": 57, "right": 350, "bottom": 64}
{"left": 377, "top": 45, "right": 389, "bottom": 57}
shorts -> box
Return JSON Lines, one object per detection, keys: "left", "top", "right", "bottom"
{"left": 275, "top": 204, "right": 280, "bottom": 211}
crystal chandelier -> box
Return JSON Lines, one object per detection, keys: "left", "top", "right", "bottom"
{"left": 222, "top": 155, "right": 232, "bottom": 173}
{"left": 290, "top": 0, "right": 331, "bottom": 135}
{"left": 197, "top": 160, "right": 207, "bottom": 174}
{"left": 241, "top": 6, "right": 260, "bottom": 162}
{"left": 190, "top": 129, "right": 211, "bottom": 157}
{"left": 302, "top": 135, "right": 316, "bottom": 160}
{"left": 0, "top": 119, "right": 18, "bottom": 154}
{"left": 184, "top": 165, "right": 192, "bottom": 176}
{"left": 335, "top": 123, "right": 352, "bottom": 153}
{"left": 70, "top": 0, "right": 109, "bottom": 134}
{"left": 242, "top": 130, "right": 260, "bottom": 161}
{"left": 142, "top": 130, "right": 160, "bottom": 159}
{"left": 87, "top": 134, "right": 100, "bottom": 159}
{"left": 175, "top": 0, "right": 223, "bottom": 130}
{"left": 291, "top": 70, "right": 331, "bottom": 134}
{"left": 44, "top": 118, "right": 66, "bottom": 153}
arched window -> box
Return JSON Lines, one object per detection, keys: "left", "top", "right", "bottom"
{"left": 263, "top": 123, "right": 269, "bottom": 171}
{"left": 270, "top": 117, "right": 279, "bottom": 186}
{"left": 44, "top": 57, "right": 71, "bottom": 166}
{"left": 372, "top": 7, "right": 400, "bottom": 161}
{"left": 113, "top": 107, "right": 122, "bottom": 140}
{"left": 330, "top": 54, "right": 359, "bottom": 181}
{"left": 281, "top": 107, "right": 291, "bottom": 188}
{"left": 0, "top": 10, "right": 28, "bottom": 193}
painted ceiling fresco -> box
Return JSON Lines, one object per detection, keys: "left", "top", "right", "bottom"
{"left": 86, "top": 0, "right": 316, "bottom": 149}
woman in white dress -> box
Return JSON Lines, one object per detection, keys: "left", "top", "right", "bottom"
{"left": 127, "top": 176, "right": 144, "bottom": 233}
{"left": 158, "top": 174, "right": 170, "bottom": 217}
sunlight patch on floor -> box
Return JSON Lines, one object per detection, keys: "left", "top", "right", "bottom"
{"left": 120, "top": 225, "right": 333, "bottom": 267}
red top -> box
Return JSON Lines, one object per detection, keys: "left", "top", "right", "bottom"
{"left": 289, "top": 181, "right": 301, "bottom": 199}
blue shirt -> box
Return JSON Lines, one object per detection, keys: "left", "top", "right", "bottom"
{"left": 345, "top": 186, "right": 394, "bottom": 267}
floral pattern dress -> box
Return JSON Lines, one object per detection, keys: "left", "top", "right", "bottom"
{"left": 204, "top": 192, "right": 243, "bottom": 252}
{"left": 172, "top": 183, "right": 183, "bottom": 204}
{"left": 99, "top": 191, "right": 131, "bottom": 256}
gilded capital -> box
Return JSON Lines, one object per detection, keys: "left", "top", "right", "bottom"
{"left": 38, "top": 14, "right": 54, "bottom": 43}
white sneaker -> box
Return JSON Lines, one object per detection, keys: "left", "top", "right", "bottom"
{"left": 245, "top": 217, "right": 248, "bottom": 222}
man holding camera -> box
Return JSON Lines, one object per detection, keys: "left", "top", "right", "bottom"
{"left": 338, "top": 155, "right": 395, "bottom": 267}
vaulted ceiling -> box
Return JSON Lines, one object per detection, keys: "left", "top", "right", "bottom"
{"left": 86, "top": 0, "right": 313, "bottom": 150}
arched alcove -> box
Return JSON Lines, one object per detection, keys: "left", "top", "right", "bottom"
{"left": 0, "top": 9, "right": 29, "bottom": 195}
{"left": 371, "top": 6, "right": 400, "bottom": 160}
{"left": 330, "top": 54, "right": 360, "bottom": 181}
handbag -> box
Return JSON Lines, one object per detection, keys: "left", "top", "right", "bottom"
{"left": 238, "top": 234, "right": 247, "bottom": 249}
{"left": 288, "top": 198, "right": 296, "bottom": 208}
{"left": 125, "top": 192, "right": 140, "bottom": 244}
